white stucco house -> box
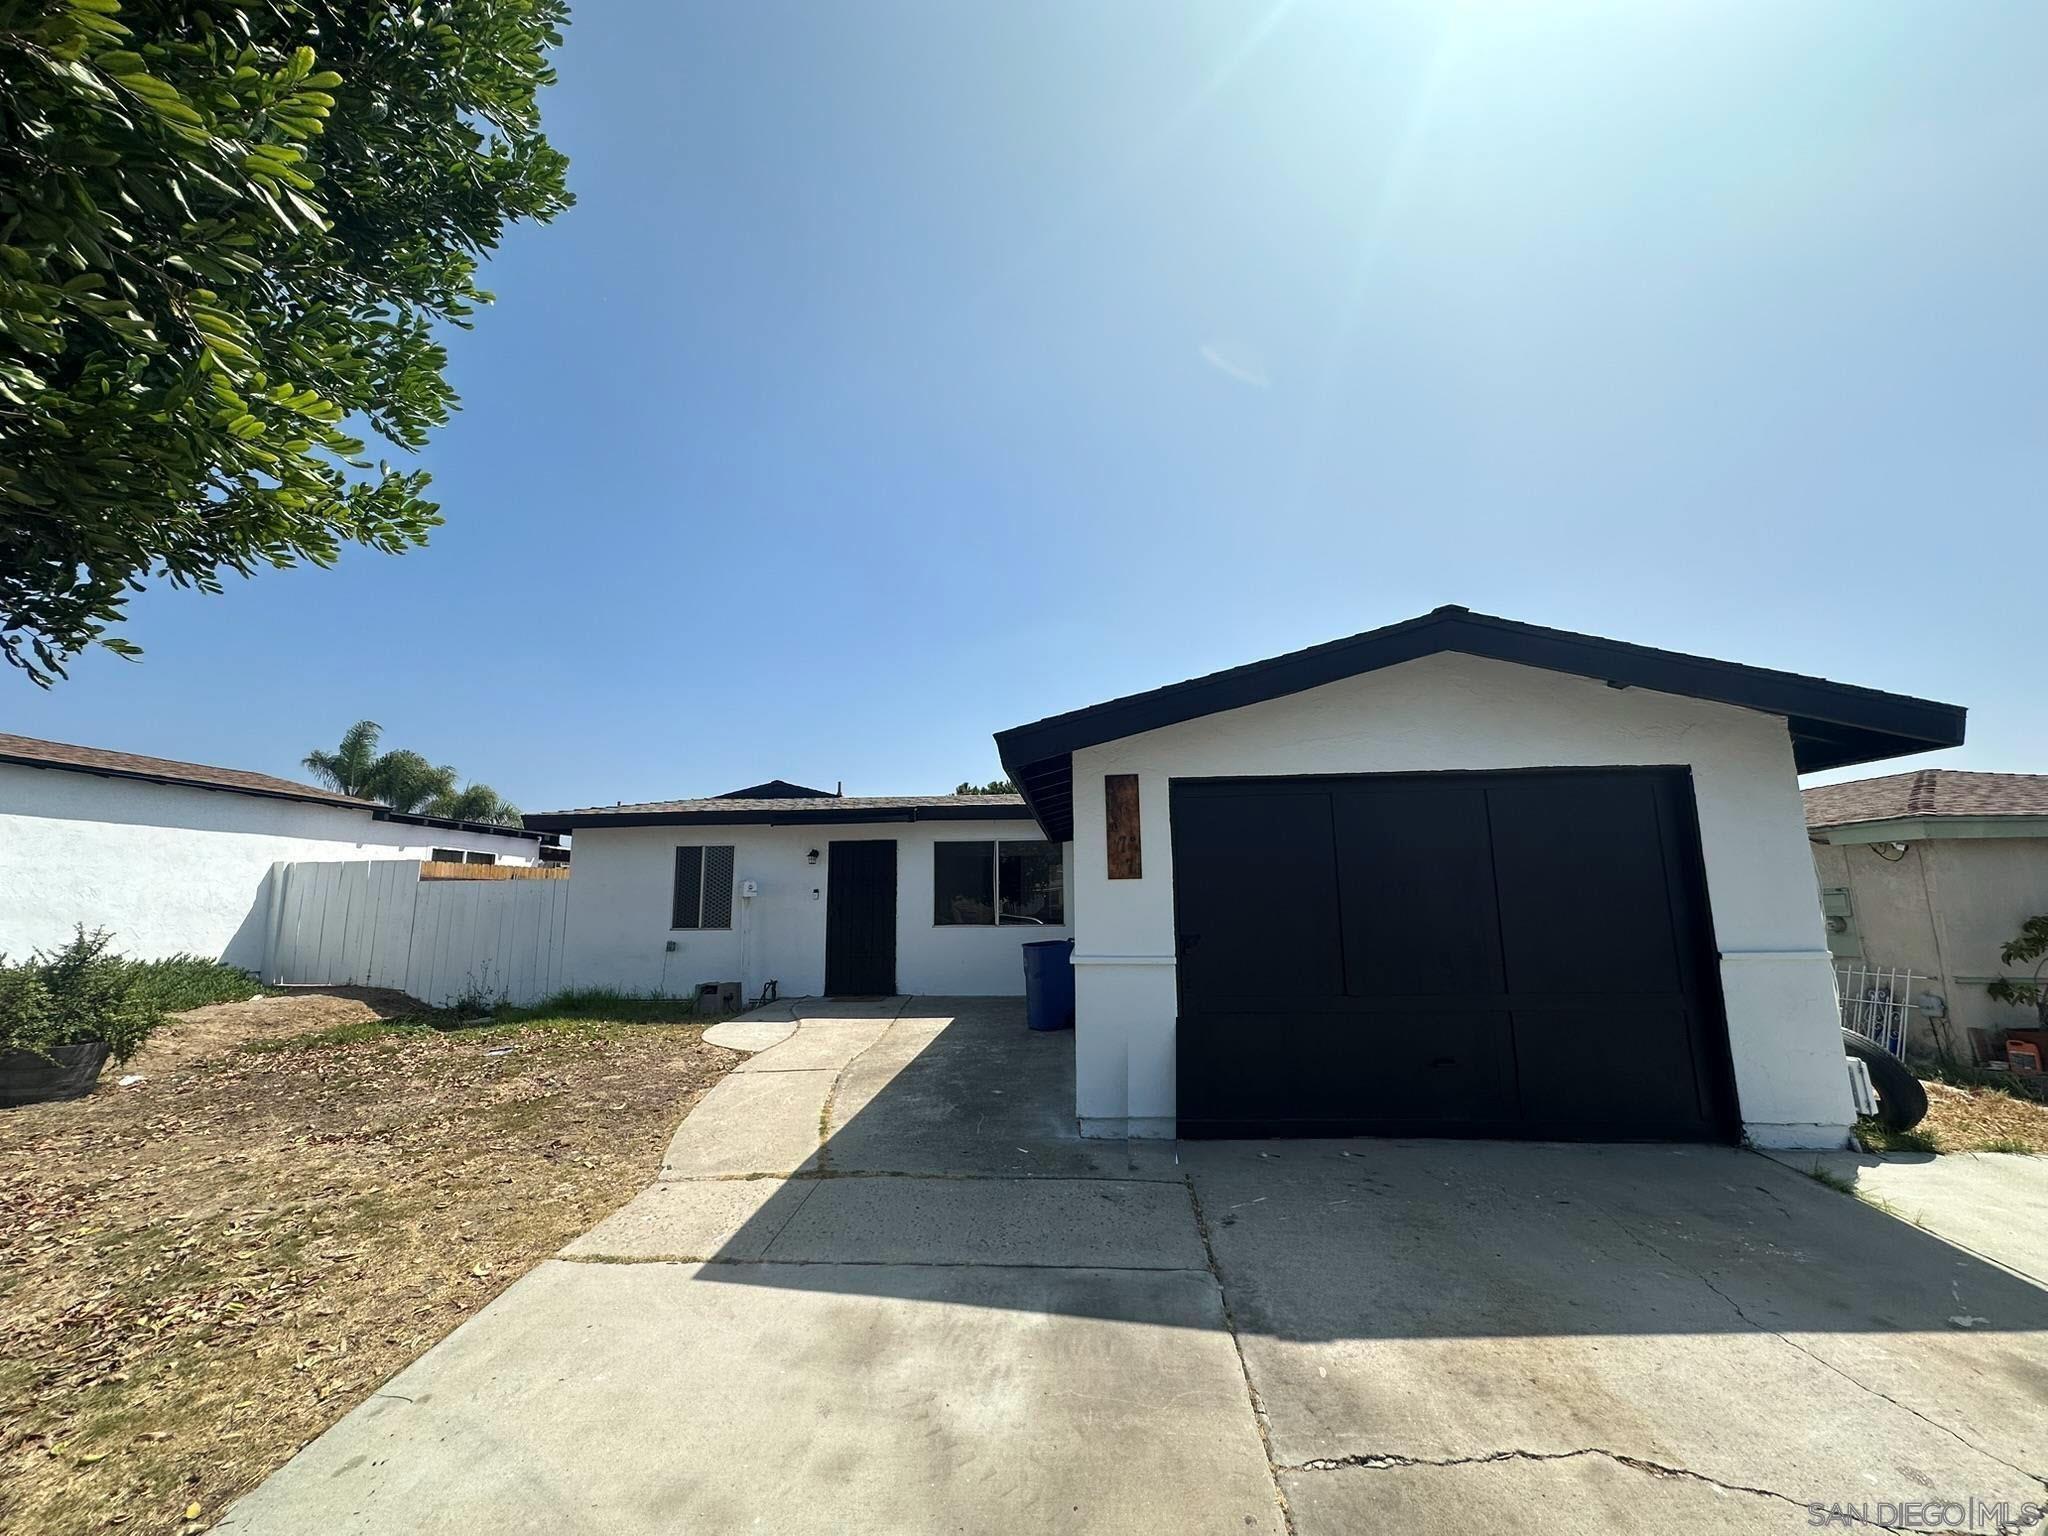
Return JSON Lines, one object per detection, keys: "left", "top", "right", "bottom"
{"left": 1808, "top": 770, "right": 2048, "bottom": 1059}
{"left": 0, "top": 732, "right": 552, "bottom": 971}
{"left": 527, "top": 779, "right": 1070, "bottom": 1001}
{"left": 531, "top": 606, "right": 1966, "bottom": 1150}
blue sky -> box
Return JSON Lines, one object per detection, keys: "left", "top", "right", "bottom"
{"left": 11, "top": 0, "right": 2043, "bottom": 809}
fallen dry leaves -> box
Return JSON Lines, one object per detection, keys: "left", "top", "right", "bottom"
{"left": 0, "top": 994, "right": 735, "bottom": 1535}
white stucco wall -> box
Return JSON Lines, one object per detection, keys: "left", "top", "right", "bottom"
{"left": 0, "top": 763, "right": 541, "bottom": 971}
{"left": 1066, "top": 651, "right": 1854, "bottom": 1148}
{"left": 562, "top": 820, "right": 1072, "bottom": 1001}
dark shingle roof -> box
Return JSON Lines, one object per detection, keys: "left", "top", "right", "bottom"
{"left": 525, "top": 793, "right": 1035, "bottom": 833}
{"left": 718, "top": 779, "right": 836, "bottom": 799}
{"left": 1805, "top": 770, "right": 2048, "bottom": 830}
{"left": 0, "top": 731, "right": 373, "bottom": 810}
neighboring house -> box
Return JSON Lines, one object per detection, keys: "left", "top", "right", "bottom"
{"left": 526, "top": 780, "right": 1070, "bottom": 1001}
{"left": 535, "top": 605, "right": 1965, "bottom": 1152}
{"left": 1807, "top": 770, "right": 2048, "bottom": 1058}
{"left": 0, "top": 732, "right": 552, "bottom": 971}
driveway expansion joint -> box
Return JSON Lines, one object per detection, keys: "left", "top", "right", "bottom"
{"left": 1281, "top": 1448, "right": 1929, "bottom": 1533}
{"left": 1185, "top": 1170, "right": 1297, "bottom": 1536}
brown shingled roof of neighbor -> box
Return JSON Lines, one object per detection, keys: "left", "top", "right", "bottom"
{"left": 1804, "top": 769, "right": 2048, "bottom": 829}
{"left": 0, "top": 731, "right": 373, "bottom": 810}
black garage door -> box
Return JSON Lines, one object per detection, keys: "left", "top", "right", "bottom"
{"left": 1170, "top": 770, "right": 1737, "bottom": 1141}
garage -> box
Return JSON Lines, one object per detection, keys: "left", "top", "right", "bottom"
{"left": 1169, "top": 769, "right": 1738, "bottom": 1140}
{"left": 993, "top": 605, "right": 1969, "bottom": 1147}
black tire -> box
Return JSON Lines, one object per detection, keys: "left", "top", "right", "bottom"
{"left": 1843, "top": 1029, "right": 1929, "bottom": 1132}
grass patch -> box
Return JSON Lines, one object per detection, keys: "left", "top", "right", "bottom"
{"left": 123, "top": 955, "right": 262, "bottom": 1013}
{"left": 1805, "top": 1164, "right": 1858, "bottom": 1195}
{"left": 1972, "top": 1137, "right": 2035, "bottom": 1155}
{"left": 491, "top": 988, "right": 716, "bottom": 1027}
{"left": 1854, "top": 1118, "right": 1939, "bottom": 1155}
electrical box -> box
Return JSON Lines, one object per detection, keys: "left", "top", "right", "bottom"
{"left": 739, "top": 879, "right": 759, "bottom": 899}
{"left": 695, "top": 981, "right": 741, "bottom": 1016}
{"left": 1820, "top": 887, "right": 1862, "bottom": 960}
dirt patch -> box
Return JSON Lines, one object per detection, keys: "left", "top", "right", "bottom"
{"left": 0, "top": 995, "right": 736, "bottom": 1536}
{"left": 1913, "top": 1077, "right": 2048, "bottom": 1154}
{"left": 122, "top": 987, "right": 422, "bottom": 1078}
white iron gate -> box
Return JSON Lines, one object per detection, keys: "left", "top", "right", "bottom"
{"left": 1835, "top": 962, "right": 1918, "bottom": 1059}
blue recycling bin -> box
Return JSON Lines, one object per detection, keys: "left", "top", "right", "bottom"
{"left": 1022, "top": 938, "right": 1076, "bottom": 1032}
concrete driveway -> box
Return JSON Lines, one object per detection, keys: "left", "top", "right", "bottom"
{"left": 221, "top": 1000, "right": 2048, "bottom": 1535}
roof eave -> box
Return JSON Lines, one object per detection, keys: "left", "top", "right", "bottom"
{"left": 522, "top": 802, "right": 1044, "bottom": 834}
{"left": 0, "top": 750, "right": 372, "bottom": 814}
{"left": 994, "top": 608, "right": 1967, "bottom": 841}
{"left": 1810, "top": 814, "right": 2048, "bottom": 845}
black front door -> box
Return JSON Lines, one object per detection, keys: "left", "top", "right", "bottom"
{"left": 1170, "top": 769, "right": 1737, "bottom": 1142}
{"left": 825, "top": 839, "right": 897, "bottom": 996}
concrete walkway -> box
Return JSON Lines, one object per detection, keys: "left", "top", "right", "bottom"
{"left": 221, "top": 1000, "right": 2048, "bottom": 1535}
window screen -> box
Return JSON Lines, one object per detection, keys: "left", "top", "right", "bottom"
{"left": 464, "top": 851, "right": 497, "bottom": 866}
{"left": 430, "top": 847, "right": 464, "bottom": 863}
{"left": 998, "top": 841, "right": 1064, "bottom": 925}
{"left": 673, "top": 846, "right": 735, "bottom": 930}
{"left": 933, "top": 841, "right": 995, "bottom": 925}
{"left": 701, "top": 845, "right": 735, "bottom": 928}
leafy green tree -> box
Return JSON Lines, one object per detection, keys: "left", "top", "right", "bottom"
{"left": 1987, "top": 916, "right": 2048, "bottom": 1027}
{"left": 302, "top": 720, "right": 518, "bottom": 824}
{"left": 954, "top": 779, "right": 1018, "bottom": 796}
{"left": 0, "top": 0, "right": 573, "bottom": 684}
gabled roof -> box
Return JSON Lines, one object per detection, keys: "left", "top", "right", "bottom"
{"left": 0, "top": 730, "right": 547, "bottom": 840}
{"left": 995, "top": 606, "right": 1967, "bottom": 840}
{"left": 0, "top": 731, "right": 373, "bottom": 811}
{"left": 524, "top": 793, "right": 1034, "bottom": 833}
{"left": 718, "top": 779, "right": 836, "bottom": 799}
{"left": 1805, "top": 770, "right": 2048, "bottom": 831}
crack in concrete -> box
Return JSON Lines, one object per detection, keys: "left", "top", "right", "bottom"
{"left": 811, "top": 995, "right": 912, "bottom": 1174}
{"left": 1185, "top": 1174, "right": 1298, "bottom": 1536}
{"left": 1594, "top": 1176, "right": 2048, "bottom": 1498}
{"left": 1282, "top": 1446, "right": 1924, "bottom": 1532}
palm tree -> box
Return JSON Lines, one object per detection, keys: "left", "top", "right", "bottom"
{"left": 303, "top": 721, "right": 386, "bottom": 798}
{"left": 303, "top": 724, "right": 521, "bottom": 826}
{"left": 427, "top": 783, "right": 522, "bottom": 826}
{"left": 368, "top": 750, "right": 458, "bottom": 815}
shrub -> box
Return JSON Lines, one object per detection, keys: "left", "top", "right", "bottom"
{"left": 126, "top": 954, "right": 263, "bottom": 1013}
{"left": 0, "top": 928, "right": 165, "bottom": 1065}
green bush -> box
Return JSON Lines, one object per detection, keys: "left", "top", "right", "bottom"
{"left": 126, "top": 954, "right": 264, "bottom": 1013}
{"left": 0, "top": 928, "right": 166, "bottom": 1065}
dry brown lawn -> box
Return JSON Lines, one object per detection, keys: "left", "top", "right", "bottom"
{"left": 0, "top": 990, "right": 736, "bottom": 1536}
{"left": 1910, "top": 1075, "right": 2048, "bottom": 1154}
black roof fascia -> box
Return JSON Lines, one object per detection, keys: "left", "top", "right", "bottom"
{"left": 994, "top": 606, "right": 1966, "bottom": 841}
{"left": 522, "top": 802, "right": 1039, "bottom": 834}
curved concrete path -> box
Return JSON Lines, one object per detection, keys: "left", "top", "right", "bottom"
{"left": 222, "top": 1000, "right": 1275, "bottom": 1536}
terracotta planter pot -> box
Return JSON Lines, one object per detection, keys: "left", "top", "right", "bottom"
{"left": 0, "top": 1040, "right": 112, "bottom": 1107}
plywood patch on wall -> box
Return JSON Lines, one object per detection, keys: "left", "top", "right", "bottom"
{"left": 1106, "top": 774, "right": 1143, "bottom": 879}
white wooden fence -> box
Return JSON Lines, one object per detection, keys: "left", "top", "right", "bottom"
{"left": 263, "top": 860, "right": 570, "bottom": 1007}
